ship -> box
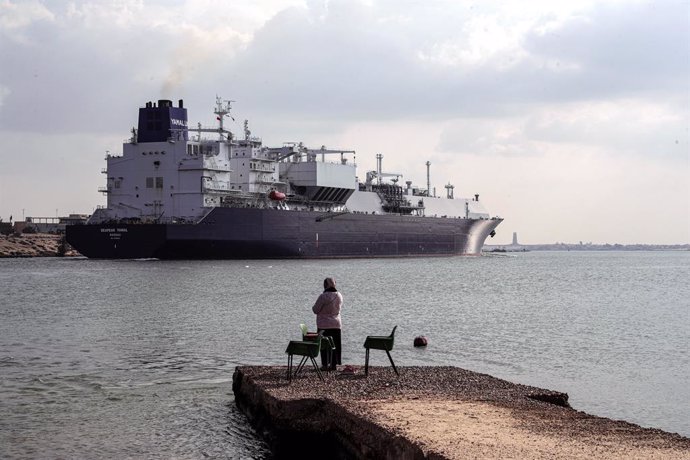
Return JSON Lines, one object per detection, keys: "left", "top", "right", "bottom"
{"left": 66, "top": 97, "right": 502, "bottom": 259}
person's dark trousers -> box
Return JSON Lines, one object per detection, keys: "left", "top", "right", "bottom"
{"left": 318, "top": 328, "right": 341, "bottom": 369}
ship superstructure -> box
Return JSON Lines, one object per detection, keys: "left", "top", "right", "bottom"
{"left": 67, "top": 97, "right": 501, "bottom": 259}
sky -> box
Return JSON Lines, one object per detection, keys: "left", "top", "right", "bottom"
{"left": 0, "top": 0, "right": 688, "bottom": 245}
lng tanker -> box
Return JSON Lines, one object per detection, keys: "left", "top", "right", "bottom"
{"left": 66, "top": 97, "right": 502, "bottom": 259}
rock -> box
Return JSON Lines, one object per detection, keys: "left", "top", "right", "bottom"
{"left": 0, "top": 233, "right": 80, "bottom": 258}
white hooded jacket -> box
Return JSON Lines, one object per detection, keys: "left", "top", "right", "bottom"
{"left": 312, "top": 278, "right": 343, "bottom": 329}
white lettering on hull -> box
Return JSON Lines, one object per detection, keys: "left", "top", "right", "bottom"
{"left": 101, "top": 227, "right": 128, "bottom": 240}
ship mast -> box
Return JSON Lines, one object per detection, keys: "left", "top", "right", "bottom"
{"left": 214, "top": 96, "right": 234, "bottom": 141}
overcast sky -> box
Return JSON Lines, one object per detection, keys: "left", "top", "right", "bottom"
{"left": 0, "top": 0, "right": 688, "bottom": 244}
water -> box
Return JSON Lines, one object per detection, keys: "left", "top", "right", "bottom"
{"left": 1, "top": 251, "right": 688, "bottom": 458}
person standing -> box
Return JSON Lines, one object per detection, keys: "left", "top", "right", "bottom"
{"left": 312, "top": 277, "right": 342, "bottom": 370}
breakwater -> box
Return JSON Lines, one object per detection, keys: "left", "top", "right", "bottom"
{"left": 233, "top": 365, "right": 690, "bottom": 459}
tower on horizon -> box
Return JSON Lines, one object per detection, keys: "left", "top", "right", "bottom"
{"left": 512, "top": 232, "right": 519, "bottom": 246}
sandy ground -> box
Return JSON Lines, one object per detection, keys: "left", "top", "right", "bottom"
{"left": 367, "top": 398, "right": 690, "bottom": 459}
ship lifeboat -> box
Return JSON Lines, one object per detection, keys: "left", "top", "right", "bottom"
{"left": 269, "top": 190, "right": 286, "bottom": 201}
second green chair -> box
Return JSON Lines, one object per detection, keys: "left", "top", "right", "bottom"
{"left": 363, "top": 325, "right": 399, "bottom": 376}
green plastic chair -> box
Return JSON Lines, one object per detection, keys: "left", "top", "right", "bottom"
{"left": 285, "top": 331, "right": 324, "bottom": 382}
{"left": 363, "top": 325, "right": 399, "bottom": 377}
{"left": 299, "top": 324, "right": 337, "bottom": 371}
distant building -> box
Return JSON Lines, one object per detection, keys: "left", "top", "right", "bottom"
{"left": 16, "top": 214, "right": 89, "bottom": 233}
{"left": 0, "top": 221, "right": 12, "bottom": 235}
{"left": 483, "top": 231, "right": 527, "bottom": 252}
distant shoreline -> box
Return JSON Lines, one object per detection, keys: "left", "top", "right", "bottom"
{"left": 484, "top": 243, "right": 689, "bottom": 252}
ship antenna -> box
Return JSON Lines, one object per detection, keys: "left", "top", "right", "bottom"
{"left": 244, "top": 119, "right": 251, "bottom": 141}
{"left": 214, "top": 96, "right": 235, "bottom": 140}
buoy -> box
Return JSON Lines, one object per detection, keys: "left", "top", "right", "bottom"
{"left": 413, "top": 336, "right": 428, "bottom": 347}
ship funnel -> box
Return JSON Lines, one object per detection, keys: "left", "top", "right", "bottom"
{"left": 138, "top": 97, "right": 188, "bottom": 143}
{"left": 178, "top": 99, "right": 184, "bottom": 108}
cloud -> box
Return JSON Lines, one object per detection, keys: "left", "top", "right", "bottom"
{"left": 1, "top": 0, "right": 687, "bottom": 131}
{"left": 524, "top": 1, "right": 689, "bottom": 96}
{"left": 0, "top": 1, "right": 168, "bottom": 132}
{"left": 212, "top": 0, "right": 688, "bottom": 126}
{"left": 0, "top": 0, "right": 687, "bottom": 244}
{"left": 0, "top": 84, "right": 9, "bottom": 106}
{"left": 523, "top": 100, "right": 688, "bottom": 160}
{"left": 0, "top": 1, "right": 264, "bottom": 133}
{"left": 0, "top": 0, "right": 54, "bottom": 43}
{"left": 436, "top": 99, "right": 688, "bottom": 161}
{"left": 436, "top": 117, "right": 541, "bottom": 158}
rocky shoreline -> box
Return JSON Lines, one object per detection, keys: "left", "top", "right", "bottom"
{"left": 0, "top": 233, "right": 80, "bottom": 258}
{"left": 233, "top": 365, "right": 690, "bottom": 459}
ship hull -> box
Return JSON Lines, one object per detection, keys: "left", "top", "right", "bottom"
{"left": 66, "top": 208, "right": 502, "bottom": 259}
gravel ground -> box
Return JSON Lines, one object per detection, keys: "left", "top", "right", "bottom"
{"left": 236, "top": 365, "right": 690, "bottom": 459}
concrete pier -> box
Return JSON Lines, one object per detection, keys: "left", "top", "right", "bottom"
{"left": 233, "top": 365, "right": 690, "bottom": 459}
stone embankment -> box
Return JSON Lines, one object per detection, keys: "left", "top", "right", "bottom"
{"left": 233, "top": 365, "right": 690, "bottom": 459}
{"left": 0, "top": 233, "right": 80, "bottom": 258}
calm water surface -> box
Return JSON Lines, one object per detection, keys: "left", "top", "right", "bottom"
{"left": 1, "top": 251, "right": 688, "bottom": 458}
